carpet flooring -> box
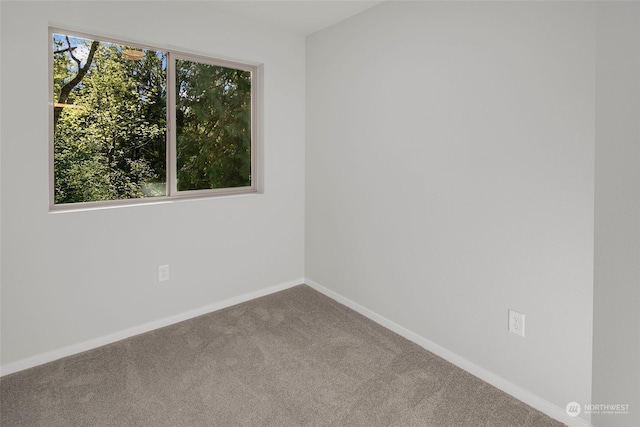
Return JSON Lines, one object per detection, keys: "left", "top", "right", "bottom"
{"left": 0, "top": 285, "right": 565, "bottom": 426}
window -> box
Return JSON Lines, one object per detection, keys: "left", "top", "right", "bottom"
{"left": 50, "top": 29, "right": 257, "bottom": 208}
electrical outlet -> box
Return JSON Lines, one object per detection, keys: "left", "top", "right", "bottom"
{"left": 508, "top": 309, "right": 525, "bottom": 337}
{"left": 158, "top": 265, "right": 170, "bottom": 282}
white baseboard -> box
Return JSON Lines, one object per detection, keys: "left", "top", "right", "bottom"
{"left": 304, "top": 278, "right": 592, "bottom": 427}
{"left": 0, "top": 278, "right": 304, "bottom": 377}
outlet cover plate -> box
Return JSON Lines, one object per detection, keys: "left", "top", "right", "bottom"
{"left": 159, "top": 265, "right": 170, "bottom": 282}
{"left": 508, "top": 309, "right": 525, "bottom": 337}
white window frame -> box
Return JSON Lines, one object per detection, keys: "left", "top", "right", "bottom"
{"left": 49, "top": 28, "right": 259, "bottom": 211}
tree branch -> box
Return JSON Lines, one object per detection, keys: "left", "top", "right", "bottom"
{"left": 53, "top": 46, "right": 76, "bottom": 55}
{"left": 54, "top": 39, "right": 100, "bottom": 127}
{"left": 66, "top": 36, "right": 82, "bottom": 68}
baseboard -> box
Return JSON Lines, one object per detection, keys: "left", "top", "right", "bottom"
{"left": 0, "top": 278, "right": 304, "bottom": 377}
{"left": 304, "top": 278, "right": 592, "bottom": 427}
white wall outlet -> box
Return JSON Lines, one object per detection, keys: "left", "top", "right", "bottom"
{"left": 508, "top": 309, "right": 525, "bottom": 337}
{"left": 158, "top": 265, "right": 170, "bottom": 282}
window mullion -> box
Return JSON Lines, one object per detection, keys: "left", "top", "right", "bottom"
{"left": 167, "top": 52, "right": 177, "bottom": 196}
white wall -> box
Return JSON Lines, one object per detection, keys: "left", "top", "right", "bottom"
{"left": 593, "top": 3, "right": 640, "bottom": 427}
{"left": 0, "top": 1, "right": 305, "bottom": 369}
{"left": 306, "top": 2, "right": 595, "bottom": 424}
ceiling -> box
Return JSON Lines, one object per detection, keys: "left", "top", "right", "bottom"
{"left": 208, "top": 1, "right": 385, "bottom": 36}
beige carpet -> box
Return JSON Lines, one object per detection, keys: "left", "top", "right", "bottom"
{"left": 0, "top": 285, "right": 564, "bottom": 426}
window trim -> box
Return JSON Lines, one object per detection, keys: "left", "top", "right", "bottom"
{"left": 49, "top": 27, "right": 259, "bottom": 211}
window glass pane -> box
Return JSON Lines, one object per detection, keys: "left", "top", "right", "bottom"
{"left": 53, "top": 33, "right": 167, "bottom": 204}
{"left": 175, "top": 59, "right": 252, "bottom": 191}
